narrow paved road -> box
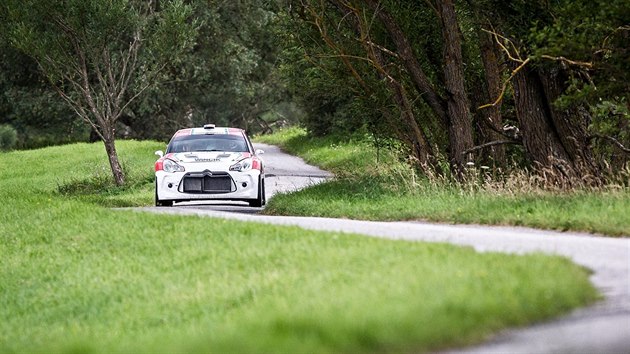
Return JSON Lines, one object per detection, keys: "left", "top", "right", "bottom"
{"left": 136, "top": 143, "right": 630, "bottom": 353}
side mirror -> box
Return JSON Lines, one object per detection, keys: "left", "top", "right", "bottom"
{"left": 255, "top": 149, "right": 264, "bottom": 155}
{"left": 155, "top": 150, "right": 164, "bottom": 158}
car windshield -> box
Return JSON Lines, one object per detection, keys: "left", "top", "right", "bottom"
{"left": 167, "top": 134, "right": 249, "bottom": 153}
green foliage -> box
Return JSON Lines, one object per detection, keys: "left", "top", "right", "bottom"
{"left": 0, "top": 124, "right": 17, "bottom": 150}
{"left": 1, "top": 0, "right": 627, "bottom": 175}
{"left": 276, "top": 3, "right": 389, "bottom": 137}
{"left": 0, "top": 36, "right": 86, "bottom": 149}
{"left": 125, "top": 0, "right": 296, "bottom": 140}
{"left": 526, "top": 0, "right": 630, "bottom": 166}
{"left": 5, "top": 0, "right": 198, "bottom": 87}
{"left": 1, "top": 0, "right": 198, "bottom": 153}
{"left": 277, "top": 0, "right": 630, "bottom": 175}
{"left": 540, "top": 3, "right": 628, "bottom": 87}
{"left": 0, "top": 0, "right": 300, "bottom": 147}
{"left": 0, "top": 140, "right": 598, "bottom": 352}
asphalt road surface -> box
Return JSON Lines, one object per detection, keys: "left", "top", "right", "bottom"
{"left": 136, "top": 143, "right": 630, "bottom": 353}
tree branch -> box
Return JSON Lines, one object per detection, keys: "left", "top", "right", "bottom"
{"left": 363, "top": 40, "right": 399, "bottom": 58}
{"left": 589, "top": 134, "right": 630, "bottom": 154}
{"left": 481, "top": 29, "right": 524, "bottom": 63}
{"left": 49, "top": 80, "right": 104, "bottom": 141}
{"left": 478, "top": 57, "right": 530, "bottom": 109}
{"left": 462, "top": 140, "right": 521, "bottom": 155}
{"left": 303, "top": 0, "right": 372, "bottom": 93}
{"left": 117, "top": 63, "right": 168, "bottom": 117}
{"left": 540, "top": 55, "right": 593, "bottom": 69}
{"left": 363, "top": 0, "right": 448, "bottom": 127}
{"left": 117, "top": 30, "right": 141, "bottom": 108}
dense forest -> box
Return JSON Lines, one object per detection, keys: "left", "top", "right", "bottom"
{"left": 1, "top": 0, "right": 628, "bottom": 185}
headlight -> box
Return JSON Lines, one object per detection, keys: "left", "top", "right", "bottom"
{"left": 229, "top": 158, "right": 253, "bottom": 172}
{"left": 163, "top": 158, "right": 185, "bottom": 173}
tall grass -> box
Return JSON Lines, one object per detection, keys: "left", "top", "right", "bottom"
{"left": 0, "top": 140, "right": 598, "bottom": 353}
{"left": 256, "top": 128, "right": 630, "bottom": 236}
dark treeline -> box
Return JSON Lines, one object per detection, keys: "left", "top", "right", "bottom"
{"left": 1, "top": 0, "right": 628, "bottom": 185}
{"left": 283, "top": 0, "right": 629, "bottom": 182}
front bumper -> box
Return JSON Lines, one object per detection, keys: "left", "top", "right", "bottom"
{"left": 156, "top": 169, "right": 261, "bottom": 202}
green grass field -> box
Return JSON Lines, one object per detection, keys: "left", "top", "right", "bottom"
{"left": 0, "top": 141, "right": 598, "bottom": 353}
{"left": 256, "top": 128, "right": 630, "bottom": 236}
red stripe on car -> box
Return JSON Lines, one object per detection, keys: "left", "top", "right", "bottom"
{"left": 174, "top": 129, "right": 192, "bottom": 137}
{"left": 228, "top": 128, "right": 243, "bottom": 136}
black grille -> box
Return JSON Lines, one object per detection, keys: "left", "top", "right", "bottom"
{"left": 183, "top": 177, "right": 202, "bottom": 192}
{"left": 203, "top": 175, "right": 232, "bottom": 192}
{"left": 181, "top": 171, "right": 234, "bottom": 193}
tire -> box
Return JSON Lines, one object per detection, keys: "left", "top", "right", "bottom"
{"left": 248, "top": 176, "right": 265, "bottom": 207}
{"left": 155, "top": 183, "right": 173, "bottom": 207}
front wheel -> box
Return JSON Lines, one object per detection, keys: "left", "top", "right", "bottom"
{"left": 248, "top": 176, "right": 265, "bottom": 207}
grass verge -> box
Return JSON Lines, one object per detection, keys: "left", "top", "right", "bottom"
{"left": 256, "top": 128, "right": 630, "bottom": 237}
{"left": 0, "top": 140, "right": 598, "bottom": 353}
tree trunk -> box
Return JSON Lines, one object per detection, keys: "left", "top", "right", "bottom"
{"left": 102, "top": 127, "right": 125, "bottom": 186}
{"left": 437, "top": 0, "right": 474, "bottom": 176}
{"left": 390, "top": 81, "right": 435, "bottom": 168}
{"left": 512, "top": 64, "right": 577, "bottom": 178}
{"left": 538, "top": 67, "right": 600, "bottom": 178}
{"left": 478, "top": 29, "right": 505, "bottom": 165}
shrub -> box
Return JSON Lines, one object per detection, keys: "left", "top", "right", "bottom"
{"left": 0, "top": 124, "right": 18, "bottom": 151}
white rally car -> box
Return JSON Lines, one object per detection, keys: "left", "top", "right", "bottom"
{"left": 154, "top": 124, "right": 265, "bottom": 207}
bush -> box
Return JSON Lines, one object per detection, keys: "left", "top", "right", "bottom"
{"left": 0, "top": 124, "right": 18, "bottom": 151}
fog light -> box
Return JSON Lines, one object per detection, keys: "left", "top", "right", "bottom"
{"left": 242, "top": 182, "right": 248, "bottom": 188}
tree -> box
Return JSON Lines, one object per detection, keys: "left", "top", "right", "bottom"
{"left": 120, "top": 0, "right": 295, "bottom": 141}
{"left": 530, "top": 0, "right": 630, "bottom": 170}
{"left": 281, "top": 0, "right": 627, "bottom": 182}
{"left": 473, "top": 0, "right": 630, "bottom": 179}
{"left": 284, "top": 0, "right": 477, "bottom": 175}
{"left": 435, "top": 0, "right": 474, "bottom": 175}
{"left": 2, "top": 0, "right": 197, "bottom": 185}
